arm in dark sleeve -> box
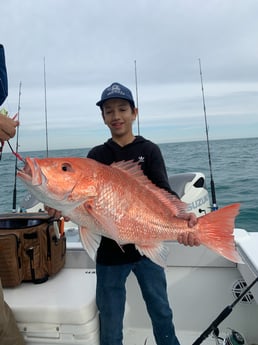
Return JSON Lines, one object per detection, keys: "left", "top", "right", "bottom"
{"left": 143, "top": 144, "right": 179, "bottom": 198}
{"left": 0, "top": 44, "right": 8, "bottom": 106}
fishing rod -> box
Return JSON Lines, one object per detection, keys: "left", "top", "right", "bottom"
{"left": 192, "top": 277, "right": 258, "bottom": 344}
{"left": 198, "top": 59, "right": 218, "bottom": 211}
{"left": 134, "top": 60, "right": 140, "bottom": 136}
{"left": 18, "top": 58, "right": 50, "bottom": 211}
{"left": 0, "top": 44, "right": 9, "bottom": 161}
{"left": 43, "top": 57, "right": 49, "bottom": 157}
{"left": 12, "top": 81, "right": 22, "bottom": 212}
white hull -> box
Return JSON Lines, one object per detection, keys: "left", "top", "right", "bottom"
{"left": 4, "top": 228, "right": 258, "bottom": 345}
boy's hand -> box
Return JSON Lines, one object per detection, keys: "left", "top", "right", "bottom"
{"left": 177, "top": 212, "right": 200, "bottom": 246}
{"left": 44, "top": 205, "right": 70, "bottom": 221}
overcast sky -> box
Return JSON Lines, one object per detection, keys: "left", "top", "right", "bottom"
{"left": 1, "top": 0, "right": 258, "bottom": 152}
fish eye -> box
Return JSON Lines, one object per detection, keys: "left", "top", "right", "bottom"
{"left": 61, "top": 163, "right": 73, "bottom": 172}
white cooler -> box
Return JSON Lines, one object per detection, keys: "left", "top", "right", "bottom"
{"left": 4, "top": 268, "right": 99, "bottom": 344}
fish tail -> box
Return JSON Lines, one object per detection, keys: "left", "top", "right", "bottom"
{"left": 198, "top": 203, "right": 243, "bottom": 263}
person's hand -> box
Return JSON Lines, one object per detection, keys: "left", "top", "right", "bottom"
{"left": 44, "top": 205, "right": 70, "bottom": 221}
{"left": 177, "top": 232, "right": 200, "bottom": 246}
{"left": 0, "top": 114, "right": 19, "bottom": 141}
{"left": 181, "top": 212, "right": 198, "bottom": 228}
{"left": 177, "top": 212, "right": 200, "bottom": 246}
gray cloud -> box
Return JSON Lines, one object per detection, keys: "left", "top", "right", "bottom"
{"left": 1, "top": 0, "right": 258, "bottom": 151}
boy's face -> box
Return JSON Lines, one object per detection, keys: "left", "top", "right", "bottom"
{"left": 102, "top": 98, "right": 137, "bottom": 139}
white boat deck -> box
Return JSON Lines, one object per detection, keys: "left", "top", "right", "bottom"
{"left": 124, "top": 329, "right": 216, "bottom": 345}
{"left": 3, "top": 228, "right": 258, "bottom": 345}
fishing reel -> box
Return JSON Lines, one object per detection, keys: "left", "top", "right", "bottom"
{"left": 225, "top": 330, "right": 245, "bottom": 345}
{"left": 213, "top": 329, "right": 245, "bottom": 345}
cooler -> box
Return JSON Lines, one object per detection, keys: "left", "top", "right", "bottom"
{"left": 3, "top": 268, "right": 99, "bottom": 344}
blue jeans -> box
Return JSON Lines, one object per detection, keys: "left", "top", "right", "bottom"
{"left": 96, "top": 257, "right": 180, "bottom": 345}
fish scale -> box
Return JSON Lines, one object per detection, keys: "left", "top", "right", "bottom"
{"left": 94, "top": 174, "right": 175, "bottom": 242}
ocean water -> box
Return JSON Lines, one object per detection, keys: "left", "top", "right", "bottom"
{"left": 0, "top": 137, "right": 257, "bottom": 232}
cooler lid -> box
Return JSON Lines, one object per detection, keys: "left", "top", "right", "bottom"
{"left": 4, "top": 269, "right": 97, "bottom": 325}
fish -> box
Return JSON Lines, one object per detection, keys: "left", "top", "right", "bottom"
{"left": 17, "top": 157, "right": 242, "bottom": 266}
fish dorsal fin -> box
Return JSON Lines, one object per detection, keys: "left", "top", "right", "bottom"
{"left": 111, "top": 160, "right": 187, "bottom": 216}
{"left": 111, "top": 160, "right": 145, "bottom": 179}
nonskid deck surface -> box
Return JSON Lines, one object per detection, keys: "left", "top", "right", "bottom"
{"left": 124, "top": 328, "right": 216, "bottom": 345}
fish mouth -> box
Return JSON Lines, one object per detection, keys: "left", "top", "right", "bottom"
{"left": 17, "top": 157, "right": 46, "bottom": 186}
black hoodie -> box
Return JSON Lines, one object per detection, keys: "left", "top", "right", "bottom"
{"left": 87, "top": 135, "right": 178, "bottom": 265}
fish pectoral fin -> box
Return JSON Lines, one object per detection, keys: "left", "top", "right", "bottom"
{"left": 135, "top": 242, "right": 170, "bottom": 267}
{"left": 79, "top": 226, "right": 101, "bottom": 262}
{"left": 83, "top": 200, "right": 120, "bottom": 243}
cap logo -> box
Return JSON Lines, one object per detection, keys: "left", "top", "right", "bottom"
{"left": 106, "top": 84, "right": 126, "bottom": 97}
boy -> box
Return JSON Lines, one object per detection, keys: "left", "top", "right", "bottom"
{"left": 87, "top": 82, "right": 200, "bottom": 345}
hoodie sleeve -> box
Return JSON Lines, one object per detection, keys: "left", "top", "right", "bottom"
{"left": 142, "top": 142, "right": 179, "bottom": 198}
{"left": 0, "top": 44, "right": 8, "bottom": 106}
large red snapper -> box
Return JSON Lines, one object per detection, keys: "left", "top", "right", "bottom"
{"left": 17, "top": 157, "right": 242, "bottom": 266}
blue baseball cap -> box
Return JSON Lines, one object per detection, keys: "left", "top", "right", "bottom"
{"left": 96, "top": 82, "right": 135, "bottom": 108}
